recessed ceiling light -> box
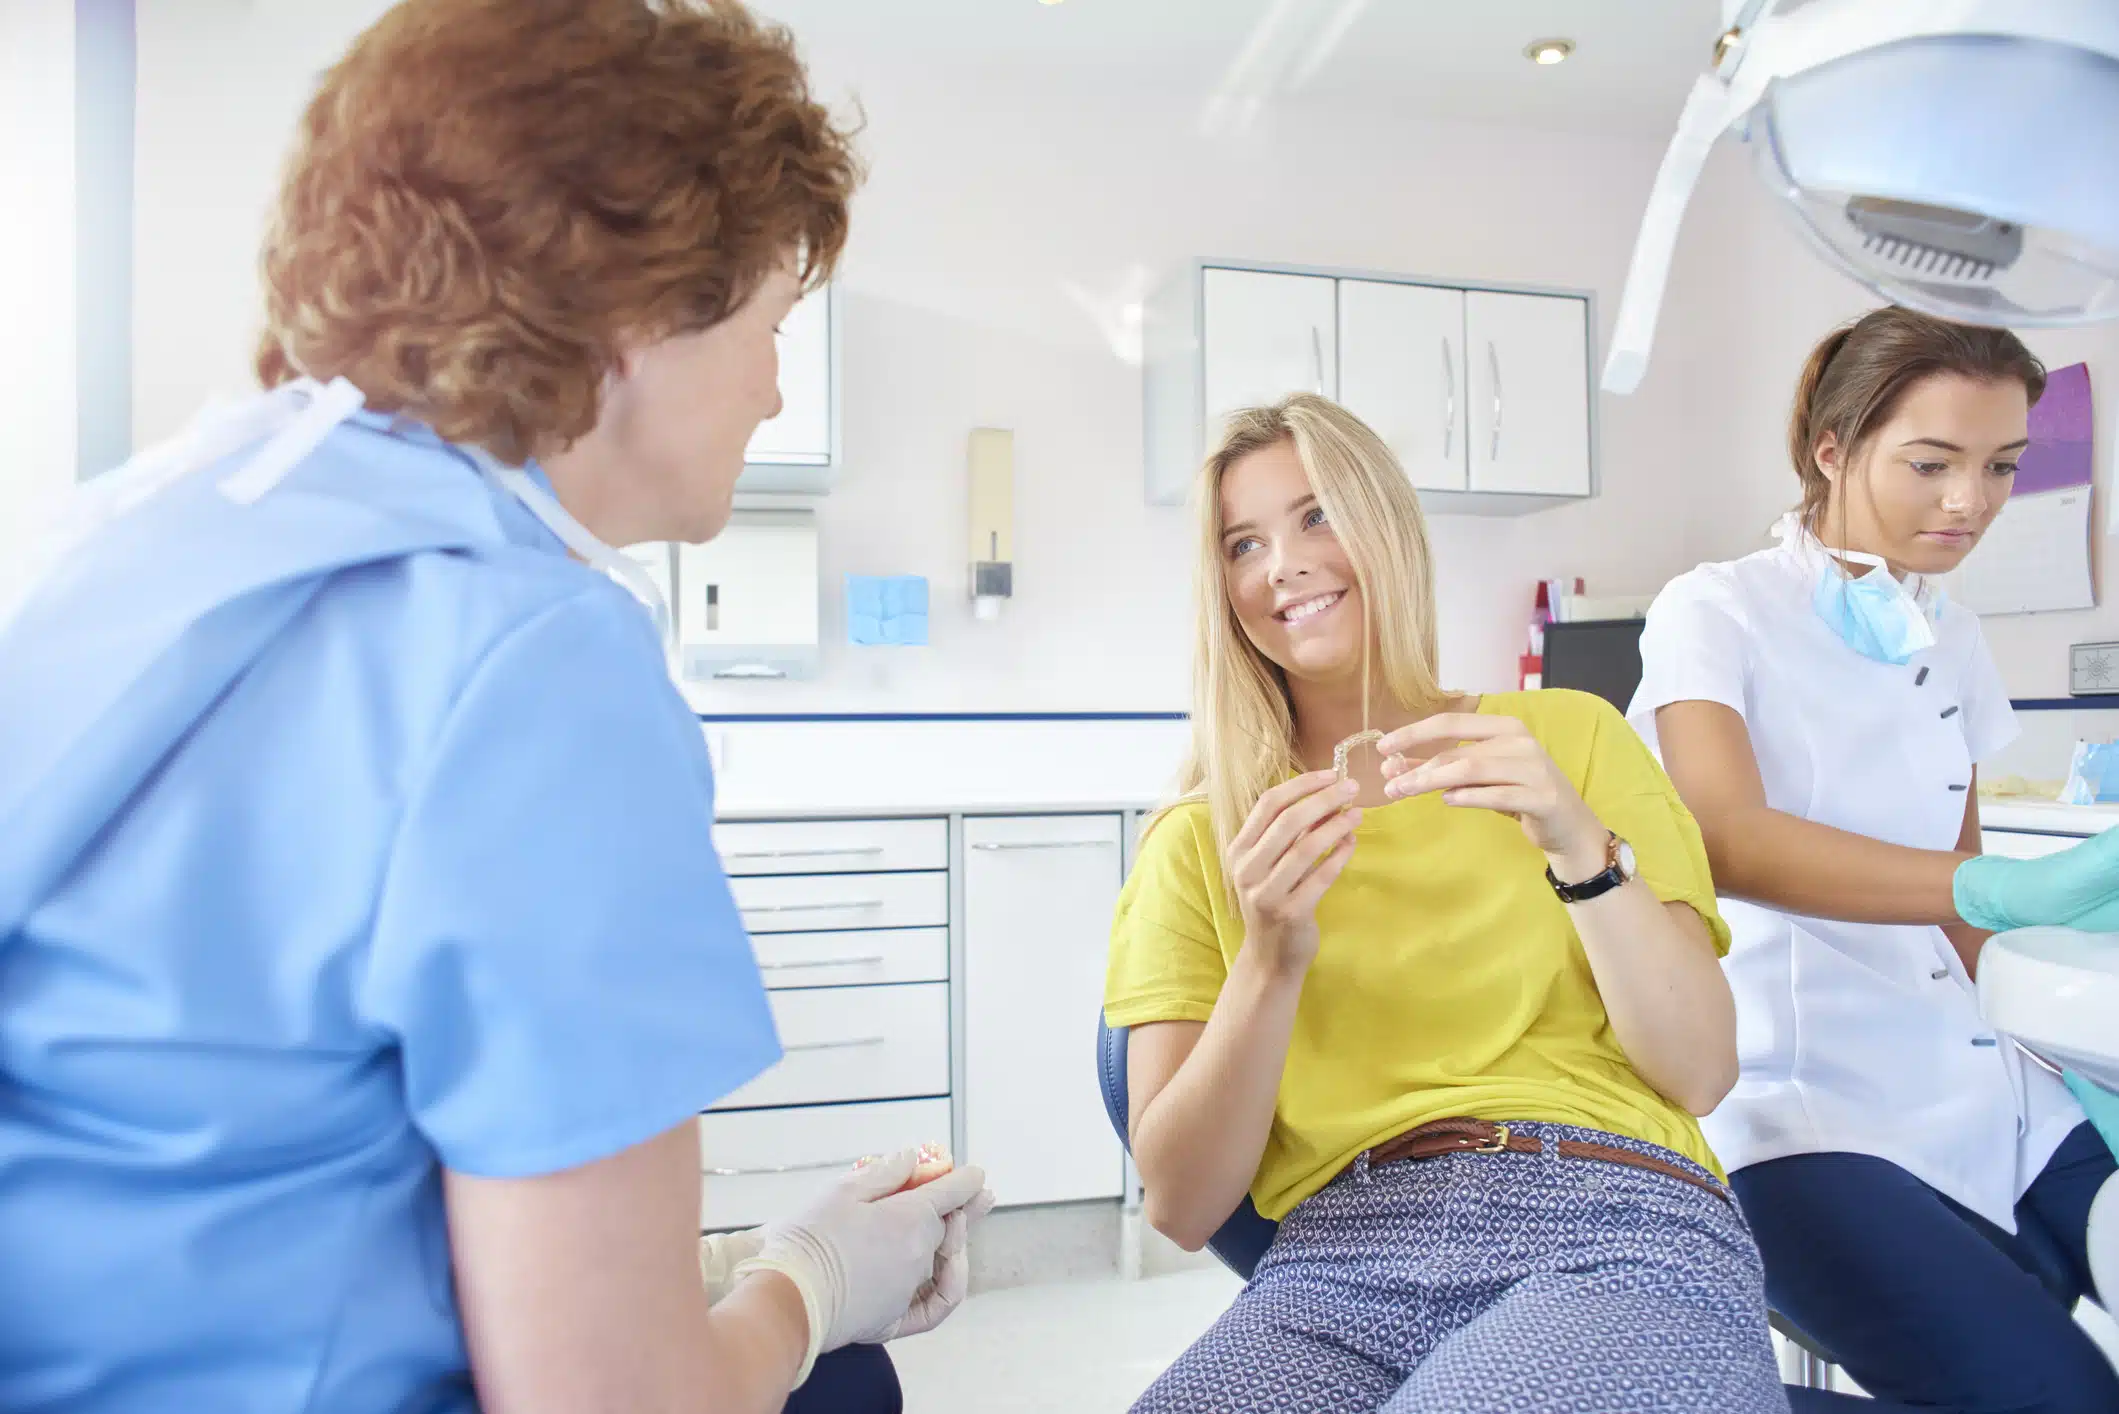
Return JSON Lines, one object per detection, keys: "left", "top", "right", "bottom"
{"left": 1039, "top": 0, "right": 1065, "bottom": 6}
{"left": 1524, "top": 38, "right": 1575, "bottom": 66}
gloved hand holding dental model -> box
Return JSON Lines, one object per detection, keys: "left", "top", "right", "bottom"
{"left": 697, "top": 1147, "right": 995, "bottom": 1382}
{"left": 1954, "top": 825, "right": 2119, "bottom": 935}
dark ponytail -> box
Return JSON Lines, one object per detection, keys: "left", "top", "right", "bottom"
{"left": 1788, "top": 308, "right": 2047, "bottom": 533}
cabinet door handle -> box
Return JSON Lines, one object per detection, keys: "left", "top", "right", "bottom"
{"left": 1488, "top": 340, "right": 1503, "bottom": 462}
{"left": 705, "top": 1156, "right": 867, "bottom": 1177}
{"left": 1441, "top": 335, "right": 1456, "bottom": 461}
{"left": 970, "top": 840, "right": 1114, "bottom": 852}
{"left": 783, "top": 1036, "right": 886, "bottom": 1053}
{"left": 740, "top": 899, "right": 885, "bottom": 915}
{"left": 724, "top": 846, "right": 884, "bottom": 862}
{"left": 1310, "top": 326, "right": 1325, "bottom": 394}
{"left": 758, "top": 955, "right": 888, "bottom": 972}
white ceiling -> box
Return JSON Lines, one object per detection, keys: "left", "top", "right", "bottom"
{"left": 754, "top": 0, "right": 1727, "bottom": 140}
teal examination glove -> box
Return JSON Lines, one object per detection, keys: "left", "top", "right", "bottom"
{"left": 1954, "top": 827, "right": 2119, "bottom": 934}
{"left": 2064, "top": 1071, "right": 2119, "bottom": 1159}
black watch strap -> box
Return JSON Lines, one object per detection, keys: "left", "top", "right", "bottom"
{"left": 1547, "top": 834, "right": 1630, "bottom": 903}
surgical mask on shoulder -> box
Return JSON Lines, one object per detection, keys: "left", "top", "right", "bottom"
{"left": 1775, "top": 513, "right": 1941, "bottom": 666}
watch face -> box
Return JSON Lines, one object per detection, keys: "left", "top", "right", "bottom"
{"left": 1615, "top": 839, "right": 1636, "bottom": 879}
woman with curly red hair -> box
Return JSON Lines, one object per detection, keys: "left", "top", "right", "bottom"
{"left": 0, "top": 3, "right": 987, "bottom": 1412}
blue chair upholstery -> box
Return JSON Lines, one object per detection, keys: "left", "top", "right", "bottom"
{"left": 1096, "top": 1012, "right": 1279, "bottom": 1279}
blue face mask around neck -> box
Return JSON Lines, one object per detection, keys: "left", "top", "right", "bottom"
{"left": 1787, "top": 517, "right": 1940, "bottom": 666}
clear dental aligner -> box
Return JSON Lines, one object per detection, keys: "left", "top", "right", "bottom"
{"left": 1334, "top": 729, "right": 1383, "bottom": 783}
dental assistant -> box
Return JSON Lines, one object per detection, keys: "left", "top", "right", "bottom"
{"left": 1630, "top": 308, "right": 2118, "bottom": 1414}
{"left": 0, "top": 3, "right": 989, "bottom": 1412}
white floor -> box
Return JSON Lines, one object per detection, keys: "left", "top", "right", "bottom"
{"left": 892, "top": 1268, "right": 1243, "bottom": 1413}
{"left": 893, "top": 1269, "right": 2119, "bottom": 1412}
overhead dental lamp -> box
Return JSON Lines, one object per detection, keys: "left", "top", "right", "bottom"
{"left": 1604, "top": 0, "right": 2119, "bottom": 394}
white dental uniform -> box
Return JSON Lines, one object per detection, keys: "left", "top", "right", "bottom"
{"left": 1627, "top": 527, "right": 2085, "bottom": 1231}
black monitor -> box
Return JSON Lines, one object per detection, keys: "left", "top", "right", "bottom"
{"left": 1541, "top": 618, "right": 1646, "bottom": 712}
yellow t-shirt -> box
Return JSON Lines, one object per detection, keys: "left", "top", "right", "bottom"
{"left": 1104, "top": 689, "right": 1732, "bottom": 1221}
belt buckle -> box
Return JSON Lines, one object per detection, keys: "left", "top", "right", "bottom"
{"left": 1472, "top": 1122, "right": 1511, "bottom": 1154}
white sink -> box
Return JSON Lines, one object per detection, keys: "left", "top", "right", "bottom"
{"left": 1979, "top": 928, "right": 2119, "bottom": 1090}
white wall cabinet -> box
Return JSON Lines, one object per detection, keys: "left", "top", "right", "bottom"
{"left": 1202, "top": 268, "right": 1338, "bottom": 440}
{"left": 737, "top": 283, "right": 839, "bottom": 494}
{"left": 1465, "top": 290, "right": 1591, "bottom": 497}
{"left": 1144, "top": 260, "right": 1596, "bottom": 513}
{"left": 1337, "top": 279, "right": 1467, "bottom": 493}
{"left": 963, "top": 814, "right": 1126, "bottom": 1208}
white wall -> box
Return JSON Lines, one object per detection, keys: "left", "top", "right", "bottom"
{"left": 0, "top": 0, "right": 78, "bottom": 612}
{"left": 131, "top": 8, "right": 1734, "bottom": 714}
{"left": 698, "top": 60, "right": 1738, "bottom": 712}
{"left": 132, "top": 0, "right": 389, "bottom": 446}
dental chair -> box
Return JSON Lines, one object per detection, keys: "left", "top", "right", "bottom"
{"left": 1096, "top": 1013, "right": 1278, "bottom": 1278}
{"left": 1980, "top": 927, "right": 2119, "bottom": 1311}
{"left": 1093, "top": 1012, "right": 1850, "bottom": 1389}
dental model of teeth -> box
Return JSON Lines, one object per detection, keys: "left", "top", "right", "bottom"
{"left": 855, "top": 1142, "right": 955, "bottom": 1192}
{"left": 1334, "top": 729, "right": 1383, "bottom": 783}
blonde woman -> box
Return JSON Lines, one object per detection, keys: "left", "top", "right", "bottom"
{"left": 1106, "top": 394, "right": 1787, "bottom": 1413}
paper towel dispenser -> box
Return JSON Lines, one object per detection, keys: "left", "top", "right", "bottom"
{"left": 676, "top": 509, "right": 819, "bottom": 680}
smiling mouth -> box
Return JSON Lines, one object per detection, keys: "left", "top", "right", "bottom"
{"left": 1276, "top": 590, "right": 1344, "bottom": 625}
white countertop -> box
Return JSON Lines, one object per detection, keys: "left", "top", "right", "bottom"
{"left": 702, "top": 716, "right": 1189, "bottom": 820}
{"left": 1979, "top": 799, "right": 2119, "bottom": 836}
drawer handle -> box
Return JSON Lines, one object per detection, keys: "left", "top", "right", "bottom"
{"left": 759, "top": 955, "right": 888, "bottom": 972}
{"left": 784, "top": 1036, "right": 886, "bottom": 1053}
{"left": 705, "top": 1156, "right": 866, "bottom": 1177}
{"left": 724, "top": 846, "right": 885, "bottom": 861}
{"left": 742, "top": 900, "right": 886, "bottom": 914}
{"left": 971, "top": 841, "right": 1112, "bottom": 852}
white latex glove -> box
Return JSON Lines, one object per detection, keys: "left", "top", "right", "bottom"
{"left": 698, "top": 1226, "right": 765, "bottom": 1305}
{"left": 878, "top": 1185, "right": 998, "bottom": 1341}
{"left": 734, "top": 1149, "right": 991, "bottom": 1382}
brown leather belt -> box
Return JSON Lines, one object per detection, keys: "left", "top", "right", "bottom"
{"left": 1367, "top": 1118, "right": 1731, "bottom": 1204}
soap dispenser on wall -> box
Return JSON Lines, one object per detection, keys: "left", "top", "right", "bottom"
{"left": 968, "top": 428, "right": 1013, "bottom": 622}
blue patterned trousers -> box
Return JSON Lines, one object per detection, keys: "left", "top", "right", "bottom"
{"left": 1133, "top": 1121, "right": 1790, "bottom": 1414}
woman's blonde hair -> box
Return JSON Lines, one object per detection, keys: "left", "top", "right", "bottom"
{"left": 1169, "top": 393, "right": 1449, "bottom": 862}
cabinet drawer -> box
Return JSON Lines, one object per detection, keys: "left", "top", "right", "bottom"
{"left": 753, "top": 927, "right": 948, "bottom": 990}
{"left": 716, "top": 818, "right": 947, "bottom": 876}
{"left": 730, "top": 870, "right": 947, "bottom": 933}
{"left": 699, "top": 1097, "right": 952, "bottom": 1231}
{"left": 712, "top": 983, "right": 949, "bottom": 1111}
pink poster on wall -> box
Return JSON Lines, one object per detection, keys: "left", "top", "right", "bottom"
{"left": 2015, "top": 361, "right": 2094, "bottom": 496}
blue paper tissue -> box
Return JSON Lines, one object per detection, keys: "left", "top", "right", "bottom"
{"left": 2060, "top": 740, "right": 2119, "bottom": 805}
{"left": 846, "top": 575, "right": 929, "bottom": 646}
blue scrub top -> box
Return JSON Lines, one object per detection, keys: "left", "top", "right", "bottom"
{"left": 0, "top": 412, "right": 781, "bottom": 1412}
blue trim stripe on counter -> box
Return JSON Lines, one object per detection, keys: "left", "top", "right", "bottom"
{"left": 695, "top": 711, "right": 1189, "bottom": 723}
{"left": 702, "top": 703, "right": 2115, "bottom": 721}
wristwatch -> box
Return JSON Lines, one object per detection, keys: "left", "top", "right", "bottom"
{"left": 1546, "top": 832, "right": 1636, "bottom": 903}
